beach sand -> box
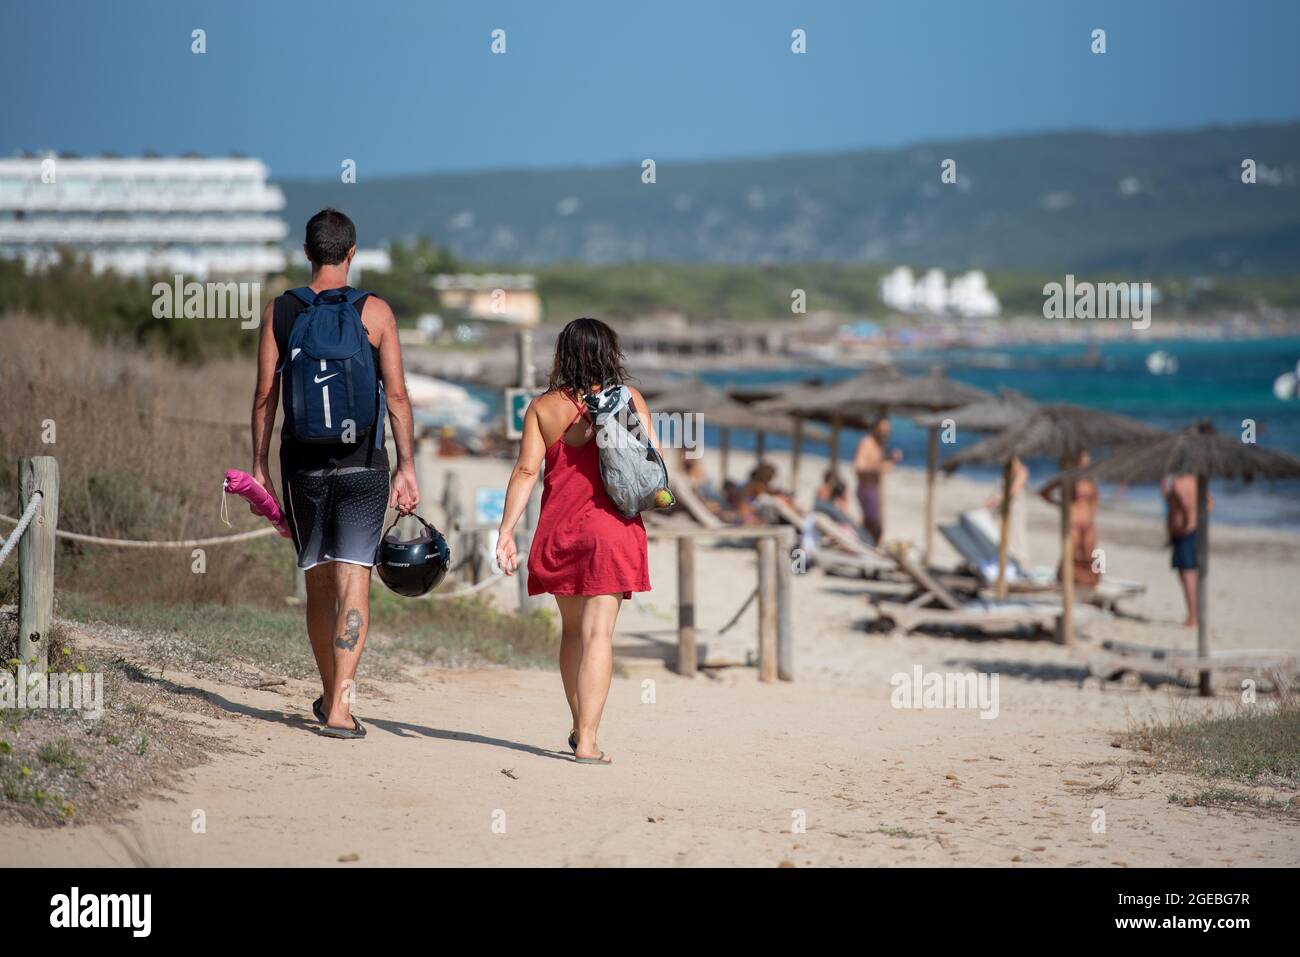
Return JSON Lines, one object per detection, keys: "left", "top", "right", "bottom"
{"left": 2, "top": 451, "right": 1297, "bottom": 867}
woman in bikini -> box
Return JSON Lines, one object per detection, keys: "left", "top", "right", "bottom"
{"left": 495, "top": 318, "right": 653, "bottom": 765}
{"left": 1040, "top": 450, "right": 1102, "bottom": 587}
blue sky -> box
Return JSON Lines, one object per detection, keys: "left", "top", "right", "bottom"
{"left": 5, "top": 0, "right": 1299, "bottom": 179}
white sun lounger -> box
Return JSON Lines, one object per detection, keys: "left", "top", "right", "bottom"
{"left": 874, "top": 544, "right": 1105, "bottom": 636}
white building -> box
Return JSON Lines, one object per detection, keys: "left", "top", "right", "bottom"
{"left": 432, "top": 273, "right": 542, "bottom": 326}
{"left": 879, "top": 265, "right": 1001, "bottom": 319}
{"left": 0, "top": 154, "right": 288, "bottom": 278}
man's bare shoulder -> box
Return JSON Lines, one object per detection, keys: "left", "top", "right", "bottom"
{"left": 360, "top": 294, "right": 395, "bottom": 325}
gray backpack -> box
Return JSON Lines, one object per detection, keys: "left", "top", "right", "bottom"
{"left": 583, "top": 385, "right": 674, "bottom": 517}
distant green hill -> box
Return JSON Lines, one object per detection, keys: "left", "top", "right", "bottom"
{"left": 281, "top": 123, "right": 1300, "bottom": 275}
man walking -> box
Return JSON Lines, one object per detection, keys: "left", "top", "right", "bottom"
{"left": 251, "top": 208, "right": 419, "bottom": 738}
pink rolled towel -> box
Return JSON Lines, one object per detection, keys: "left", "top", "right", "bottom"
{"left": 223, "top": 469, "right": 291, "bottom": 538}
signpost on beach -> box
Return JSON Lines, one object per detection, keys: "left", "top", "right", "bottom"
{"left": 504, "top": 388, "right": 538, "bottom": 441}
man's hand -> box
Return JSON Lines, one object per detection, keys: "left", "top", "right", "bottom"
{"left": 250, "top": 464, "right": 281, "bottom": 516}
{"left": 389, "top": 464, "right": 419, "bottom": 515}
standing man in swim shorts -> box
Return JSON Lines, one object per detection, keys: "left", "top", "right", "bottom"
{"left": 250, "top": 208, "right": 419, "bottom": 738}
{"left": 853, "top": 418, "right": 901, "bottom": 545}
{"left": 1163, "top": 472, "right": 1211, "bottom": 627}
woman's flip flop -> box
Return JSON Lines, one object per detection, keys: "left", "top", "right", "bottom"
{"left": 319, "top": 716, "right": 366, "bottom": 740}
{"left": 574, "top": 752, "right": 610, "bottom": 765}
{"left": 568, "top": 731, "right": 578, "bottom": 752}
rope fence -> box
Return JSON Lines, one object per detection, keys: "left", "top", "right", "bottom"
{"left": 0, "top": 491, "right": 43, "bottom": 568}
{"left": 0, "top": 512, "right": 277, "bottom": 549}
{"left": 3, "top": 495, "right": 494, "bottom": 599}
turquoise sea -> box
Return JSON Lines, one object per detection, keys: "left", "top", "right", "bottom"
{"left": 697, "top": 335, "right": 1300, "bottom": 529}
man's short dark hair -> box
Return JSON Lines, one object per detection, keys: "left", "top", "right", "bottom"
{"left": 304, "top": 208, "right": 356, "bottom": 266}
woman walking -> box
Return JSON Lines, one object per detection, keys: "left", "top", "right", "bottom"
{"left": 496, "top": 318, "right": 652, "bottom": 765}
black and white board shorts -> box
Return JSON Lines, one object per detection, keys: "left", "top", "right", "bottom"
{"left": 283, "top": 467, "right": 390, "bottom": 570}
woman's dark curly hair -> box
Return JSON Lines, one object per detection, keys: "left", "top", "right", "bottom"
{"left": 547, "top": 317, "right": 629, "bottom": 397}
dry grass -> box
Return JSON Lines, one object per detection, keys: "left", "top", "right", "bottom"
{"left": 0, "top": 312, "right": 557, "bottom": 665}
{"left": 0, "top": 313, "right": 288, "bottom": 605}
{"left": 0, "top": 612, "right": 227, "bottom": 828}
{"left": 1120, "top": 684, "right": 1300, "bottom": 817}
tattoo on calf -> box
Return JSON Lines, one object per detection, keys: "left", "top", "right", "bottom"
{"left": 334, "top": 608, "right": 364, "bottom": 651}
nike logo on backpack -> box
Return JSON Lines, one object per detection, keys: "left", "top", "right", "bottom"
{"left": 314, "top": 373, "right": 339, "bottom": 384}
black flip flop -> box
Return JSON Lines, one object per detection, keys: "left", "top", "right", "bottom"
{"left": 567, "top": 731, "right": 578, "bottom": 752}
{"left": 319, "top": 716, "right": 366, "bottom": 740}
{"left": 312, "top": 696, "right": 327, "bottom": 724}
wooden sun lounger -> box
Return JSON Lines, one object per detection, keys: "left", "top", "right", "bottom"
{"left": 754, "top": 495, "right": 895, "bottom": 575}
{"left": 940, "top": 515, "right": 1147, "bottom": 611}
{"left": 1085, "top": 639, "right": 1299, "bottom": 685}
{"left": 673, "top": 477, "right": 725, "bottom": 529}
{"left": 874, "top": 544, "right": 1102, "bottom": 635}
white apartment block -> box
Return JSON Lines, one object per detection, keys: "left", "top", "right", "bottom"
{"left": 0, "top": 153, "right": 288, "bottom": 278}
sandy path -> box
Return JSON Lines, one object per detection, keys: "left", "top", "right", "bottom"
{"left": 3, "top": 452, "right": 1297, "bottom": 867}
{"left": 2, "top": 646, "right": 1295, "bottom": 867}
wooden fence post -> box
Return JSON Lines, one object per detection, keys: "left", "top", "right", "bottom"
{"left": 677, "top": 538, "right": 697, "bottom": 676}
{"left": 776, "top": 530, "right": 794, "bottom": 681}
{"left": 18, "top": 456, "right": 59, "bottom": 672}
{"left": 1057, "top": 476, "right": 1075, "bottom": 645}
{"left": 757, "top": 536, "right": 777, "bottom": 682}
{"left": 790, "top": 416, "right": 804, "bottom": 490}
{"left": 923, "top": 426, "right": 939, "bottom": 564}
{"left": 1195, "top": 475, "right": 1212, "bottom": 697}
{"left": 441, "top": 471, "right": 465, "bottom": 581}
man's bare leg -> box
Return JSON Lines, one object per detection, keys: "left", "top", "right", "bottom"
{"left": 304, "top": 565, "right": 337, "bottom": 705}
{"left": 1178, "top": 568, "right": 1198, "bottom": 627}
{"left": 326, "top": 562, "right": 372, "bottom": 729}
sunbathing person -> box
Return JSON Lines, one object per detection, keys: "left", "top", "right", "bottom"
{"left": 1040, "top": 451, "right": 1101, "bottom": 587}
{"left": 813, "top": 471, "right": 873, "bottom": 545}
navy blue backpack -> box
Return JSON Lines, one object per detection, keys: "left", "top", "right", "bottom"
{"left": 281, "top": 287, "right": 385, "bottom": 446}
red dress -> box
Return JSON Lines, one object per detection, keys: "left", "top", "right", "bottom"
{"left": 527, "top": 394, "right": 651, "bottom": 599}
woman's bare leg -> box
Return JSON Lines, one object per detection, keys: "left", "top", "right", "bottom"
{"left": 574, "top": 593, "right": 622, "bottom": 763}
{"left": 554, "top": 594, "right": 585, "bottom": 740}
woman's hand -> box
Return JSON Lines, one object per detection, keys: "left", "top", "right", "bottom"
{"left": 495, "top": 532, "right": 518, "bottom": 575}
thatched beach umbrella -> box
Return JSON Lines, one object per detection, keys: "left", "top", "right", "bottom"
{"left": 1057, "top": 420, "right": 1300, "bottom": 695}
{"left": 855, "top": 369, "right": 991, "bottom": 562}
{"left": 649, "top": 378, "right": 829, "bottom": 484}
{"left": 945, "top": 404, "right": 1165, "bottom": 643}
{"left": 760, "top": 367, "right": 988, "bottom": 544}
{"left": 914, "top": 389, "right": 1038, "bottom": 562}
{"left": 754, "top": 366, "right": 900, "bottom": 471}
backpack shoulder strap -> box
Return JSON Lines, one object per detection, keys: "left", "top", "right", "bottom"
{"left": 344, "top": 288, "right": 371, "bottom": 306}
{"left": 287, "top": 286, "right": 317, "bottom": 307}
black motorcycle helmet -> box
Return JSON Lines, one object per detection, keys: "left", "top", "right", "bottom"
{"left": 375, "top": 514, "right": 451, "bottom": 597}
